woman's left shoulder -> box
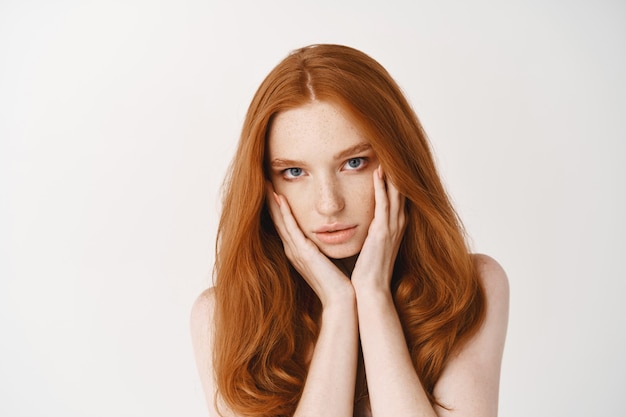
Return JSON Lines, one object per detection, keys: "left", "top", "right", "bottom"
{"left": 471, "top": 253, "right": 510, "bottom": 304}
{"left": 469, "top": 253, "right": 510, "bottom": 352}
{"left": 432, "top": 254, "right": 509, "bottom": 412}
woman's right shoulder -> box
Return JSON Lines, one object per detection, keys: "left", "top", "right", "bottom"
{"left": 191, "top": 287, "right": 216, "bottom": 317}
{"left": 190, "top": 287, "right": 216, "bottom": 342}
{"left": 190, "top": 287, "right": 225, "bottom": 415}
{"left": 190, "top": 287, "right": 217, "bottom": 375}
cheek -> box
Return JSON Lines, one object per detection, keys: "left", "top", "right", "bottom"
{"left": 275, "top": 184, "right": 311, "bottom": 227}
{"left": 350, "top": 177, "right": 376, "bottom": 220}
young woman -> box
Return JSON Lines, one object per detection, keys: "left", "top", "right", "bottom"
{"left": 191, "top": 44, "right": 509, "bottom": 417}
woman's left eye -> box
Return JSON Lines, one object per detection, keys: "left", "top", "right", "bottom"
{"left": 344, "top": 157, "right": 366, "bottom": 170}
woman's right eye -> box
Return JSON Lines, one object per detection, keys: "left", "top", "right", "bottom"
{"left": 283, "top": 167, "right": 304, "bottom": 179}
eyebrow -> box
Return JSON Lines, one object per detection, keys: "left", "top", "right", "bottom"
{"left": 270, "top": 142, "right": 372, "bottom": 168}
{"left": 334, "top": 142, "right": 372, "bottom": 161}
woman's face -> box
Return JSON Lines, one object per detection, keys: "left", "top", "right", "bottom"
{"left": 267, "top": 101, "right": 379, "bottom": 260}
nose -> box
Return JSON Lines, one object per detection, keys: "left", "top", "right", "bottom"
{"left": 315, "top": 176, "right": 345, "bottom": 215}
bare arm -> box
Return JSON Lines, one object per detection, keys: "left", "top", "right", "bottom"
{"left": 354, "top": 255, "right": 508, "bottom": 417}
{"left": 433, "top": 254, "right": 509, "bottom": 416}
{"left": 351, "top": 167, "right": 437, "bottom": 417}
{"left": 269, "top": 189, "right": 359, "bottom": 417}
{"left": 190, "top": 188, "right": 361, "bottom": 417}
{"left": 190, "top": 286, "right": 359, "bottom": 417}
{"left": 352, "top": 168, "right": 509, "bottom": 416}
{"left": 293, "top": 292, "right": 358, "bottom": 417}
{"left": 355, "top": 287, "right": 436, "bottom": 417}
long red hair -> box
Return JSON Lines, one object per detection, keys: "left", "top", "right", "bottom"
{"left": 213, "top": 44, "right": 485, "bottom": 416}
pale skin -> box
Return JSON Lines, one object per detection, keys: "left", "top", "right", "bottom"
{"left": 191, "top": 101, "right": 509, "bottom": 417}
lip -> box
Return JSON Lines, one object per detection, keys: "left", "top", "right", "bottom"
{"left": 314, "top": 224, "right": 357, "bottom": 245}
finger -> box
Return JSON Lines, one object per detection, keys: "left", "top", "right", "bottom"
{"left": 265, "top": 182, "right": 280, "bottom": 222}
{"left": 265, "top": 182, "right": 291, "bottom": 240}
{"left": 275, "top": 193, "right": 310, "bottom": 247}
{"left": 373, "top": 165, "right": 389, "bottom": 222}
{"left": 385, "top": 176, "right": 406, "bottom": 229}
{"left": 266, "top": 190, "right": 308, "bottom": 261}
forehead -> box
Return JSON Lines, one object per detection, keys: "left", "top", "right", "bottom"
{"left": 267, "top": 101, "right": 368, "bottom": 157}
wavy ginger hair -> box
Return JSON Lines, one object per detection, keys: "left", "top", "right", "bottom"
{"left": 213, "top": 44, "right": 485, "bottom": 416}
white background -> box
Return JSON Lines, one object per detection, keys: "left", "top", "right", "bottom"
{"left": 1, "top": 1, "right": 624, "bottom": 416}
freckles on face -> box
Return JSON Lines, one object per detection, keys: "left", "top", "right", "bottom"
{"left": 266, "top": 101, "right": 379, "bottom": 259}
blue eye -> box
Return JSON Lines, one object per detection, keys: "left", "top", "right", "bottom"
{"left": 345, "top": 157, "right": 366, "bottom": 170}
{"left": 284, "top": 167, "right": 303, "bottom": 178}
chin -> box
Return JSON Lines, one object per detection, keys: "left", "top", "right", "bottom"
{"left": 320, "top": 244, "right": 362, "bottom": 260}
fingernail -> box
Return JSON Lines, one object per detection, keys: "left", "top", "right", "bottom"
{"left": 378, "top": 165, "right": 384, "bottom": 179}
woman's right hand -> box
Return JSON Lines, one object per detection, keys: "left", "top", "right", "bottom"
{"left": 266, "top": 183, "right": 354, "bottom": 308}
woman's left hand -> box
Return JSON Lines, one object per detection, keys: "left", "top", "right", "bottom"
{"left": 351, "top": 166, "right": 407, "bottom": 292}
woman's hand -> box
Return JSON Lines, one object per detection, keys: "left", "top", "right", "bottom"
{"left": 266, "top": 182, "right": 354, "bottom": 308}
{"left": 351, "top": 166, "right": 406, "bottom": 293}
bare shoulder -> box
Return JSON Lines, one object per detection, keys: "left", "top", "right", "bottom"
{"left": 190, "top": 287, "right": 216, "bottom": 343}
{"left": 190, "top": 286, "right": 216, "bottom": 363}
{"left": 464, "top": 253, "right": 510, "bottom": 365}
{"left": 190, "top": 287, "right": 221, "bottom": 415}
{"left": 191, "top": 287, "right": 216, "bottom": 324}
{"left": 472, "top": 253, "right": 510, "bottom": 309}
{"left": 433, "top": 254, "right": 509, "bottom": 416}
{"left": 471, "top": 253, "right": 509, "bottom": 348}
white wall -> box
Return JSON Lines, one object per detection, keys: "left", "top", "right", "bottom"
{"left": 1, "top": 1, "right": 624, "bottom": 416}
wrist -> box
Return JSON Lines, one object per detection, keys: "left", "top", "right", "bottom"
{"left": 353, "top": 282, "right": 394, "bottom": 309}
{"left": 352, "top": 277, "right": 391, "bottom": 298}
{"left": 320, "top": 281, "right": 357, "bottom": 311}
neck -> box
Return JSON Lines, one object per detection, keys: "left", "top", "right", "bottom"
{"left": 331, "top": 254, "right": 359, "bottom": 276}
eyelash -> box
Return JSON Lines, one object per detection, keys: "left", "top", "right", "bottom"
{"left": 280, "top": 157, "right": 369, "bottom": 180}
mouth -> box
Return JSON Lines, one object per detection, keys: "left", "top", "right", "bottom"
{"left": 314, "top": 225, "right": 357, "bottom": 245}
